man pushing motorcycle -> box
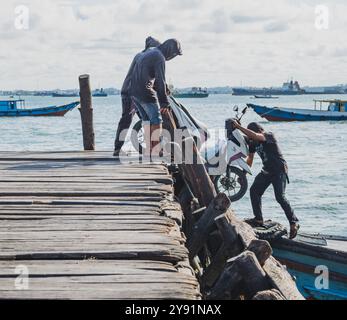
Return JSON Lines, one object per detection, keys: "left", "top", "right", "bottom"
{"left": 231, "top": 120, "right": 300, "bottom": 239}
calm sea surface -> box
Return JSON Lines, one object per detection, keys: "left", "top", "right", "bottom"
{"left": 1, "top": 94, "right": 346, "bottom": 235}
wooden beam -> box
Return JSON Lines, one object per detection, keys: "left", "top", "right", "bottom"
{"left": 252, "top": 289, "right": 286, "bottom": 300}
{"left": 161, "top": 111, "right": 216, "bottom": 208}
{"left": 207, "top": 251, "right": 270, "bottom": 300}
{"left": 78, "top": 74, "right": 95, "bottom": 151}
{"left": 187, "top": 193, "right": 231, "bottom": 260}
{"left": 247, "top": 240, "right": 273, "bottom": 266}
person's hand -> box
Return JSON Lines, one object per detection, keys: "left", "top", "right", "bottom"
{"left": 231, "top": 119, "right": 241, "bottom": 129}
{"left": 160, "top": 107, "right": 170, "bottom": 115}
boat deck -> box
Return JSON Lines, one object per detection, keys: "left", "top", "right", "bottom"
{"left": 0, "top": 151, "right": 200, "bottom": 300}
{"left": 326, "top": 240, "right": 347, "bottom": 252}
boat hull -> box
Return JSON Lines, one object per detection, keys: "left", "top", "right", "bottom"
{"left": 272, "top": 238, "right": 347, "bottom": 300}
{"left": 233, "top": 88, "right": 304, "bottom": 96}
{"left": 0, "top": 102, "right": 79, "bottom": 117}
{"left": 248, "top": 103, "right": 347, "bottom": 121}
{"left": 254, "top": 95, "right": 279, "bottom": 99}
{"left": 173, "top": 93, "right": 209, "bottom": 98}
{"left": 93, "top": 94, "right": 108, "bottom": 97}
{"left": 52, "top": 93, "right": 79, "bottom": 98}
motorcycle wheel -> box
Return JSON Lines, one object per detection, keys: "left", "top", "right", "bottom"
{"left": 213, "top": 166, "right": 248, "bottom": 202}
{"left": 130, "top": 120, "right": 146, "bottom": 154}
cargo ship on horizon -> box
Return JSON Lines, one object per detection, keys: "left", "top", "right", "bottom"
{"left": 232, "top": 80, "right": 305, "bottom": 96}
{"left": 233, "top": 80, "right": 347, "bottom": 96}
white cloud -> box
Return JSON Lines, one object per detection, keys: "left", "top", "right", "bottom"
{"left": 0, "top": 0, "right": 346, "bottom": 90}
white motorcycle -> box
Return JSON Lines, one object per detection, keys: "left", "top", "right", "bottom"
{"left": 203, "top": 106, "right": 252, "bottom": 202}
{"left": 131, "top": 99, "right": 251, "bottom": 202}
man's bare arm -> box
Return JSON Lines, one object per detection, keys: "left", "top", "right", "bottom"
{"left": 232, "top": 121, "right": 266, "bottom": 142}
{"left": 247, "top": 152, "right": 255, "bottom": 167}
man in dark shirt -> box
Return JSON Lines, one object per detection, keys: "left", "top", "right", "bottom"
{"left": 231, "top": 121, "right": 300, "bottom": 239}
{"left": 113, "top": 37, "right": 161, "bottom": 156}
{"left": 130, "top": 39, "right": 182, "bottom": 157}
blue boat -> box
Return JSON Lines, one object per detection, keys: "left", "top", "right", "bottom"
{"left": 271, "top": 234, "right": 347, "bottom": 300}
{"left": 0, "top": 99, "right": 79, "bottom": 117}
{"left": 248, "top": 99, "right": 347, "bottom": 121}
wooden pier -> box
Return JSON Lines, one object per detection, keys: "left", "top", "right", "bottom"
{"left": 0, "top": 151, "right": 200, "bottom": 300}
{"left": 0, "top": 76, "right": 304, "bottom": 300}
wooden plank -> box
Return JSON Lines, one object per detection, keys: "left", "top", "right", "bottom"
{"left": 0, "top": 260, "right": 179, "bottom": 274}
{"left": 0, "top": 288, "right": 200, "bottom": 300}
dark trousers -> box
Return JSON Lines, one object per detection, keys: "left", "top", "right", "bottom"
{"left": 114, "top": 97, "right": 134, "bottom": 151}
{"left": 250, "top": 171, "right": 298, "bottom": 225}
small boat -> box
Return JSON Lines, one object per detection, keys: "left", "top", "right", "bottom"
{"left": 92, "top": 88, "right": 108, "bottom": 97}
{"left": 0, "top": 99, "right": 79, "bottom": 117}
{"left": 173, "top": 87, "right": 209, "bottom": 98}
{"left": 248, "top": 99, "right": 347, "bottom": 121}
{"left": 254, "top": 95, "right": 279, "bottom": 99}
{"left": 271, "top": 234, "right": 347, "bottom": 300}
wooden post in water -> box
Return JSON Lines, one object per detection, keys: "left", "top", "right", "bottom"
{"left": 78, "top": 74, "right": 95, "bottom": 150}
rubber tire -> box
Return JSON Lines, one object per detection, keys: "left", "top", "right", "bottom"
{"left": 130, "top": 120, "right": 145, "bottom": 154}
{"left": 253, "top": 222, "right": 288, "bottom": 241}
{"left": 213, "top": 166, "right": 248, "bottom": 202}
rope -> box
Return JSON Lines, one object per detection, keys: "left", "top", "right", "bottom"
{"left": 258, "top": 107, "right": 279, "bottom": 117}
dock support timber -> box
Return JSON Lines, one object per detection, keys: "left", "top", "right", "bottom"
{"left": 79, "top": 74, "right": 95, "bottom": 151}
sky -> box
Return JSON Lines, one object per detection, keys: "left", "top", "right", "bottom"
{"left": 0, "top": 0, "right": 347, "bottom": 90}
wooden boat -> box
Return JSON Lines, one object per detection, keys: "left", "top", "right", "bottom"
{"left": 271, "top": 233, "right": 347, "bottom": 300}
{"left": 248, "top": 99, "right": 347, "bottom": 121}
{"left": 254, "top": 95, "right": 279, "bottom": 99}
{"left": 0, "top": 99, "right": 79, "bottom": 117}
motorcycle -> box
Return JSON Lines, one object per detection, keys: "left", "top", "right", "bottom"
{"left": 130, "top": 98, "right": 251, "bottom": 202}
{"left": 203, "top": 105, "right": 252, "bottom": 202}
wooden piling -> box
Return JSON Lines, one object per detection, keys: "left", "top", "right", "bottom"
{"left": 78, "top": 74, "right": 95, "bottom": 150}
{"left": 252, "top": 290, "right": 286, "bottom": 300}
{"left": 187, "top": 193, "right": 231, "bottom": 261}
{"left": 207, "top": 251, "right": 270, "bottom": 300}
{"left": 162, "top": 111, "right": 216, "bottom": 207}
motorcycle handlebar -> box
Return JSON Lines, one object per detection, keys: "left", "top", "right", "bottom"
{"left": 225, "top": 118, "right": 240, "bottom": 132}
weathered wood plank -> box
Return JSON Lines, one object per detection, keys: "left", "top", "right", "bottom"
{"left": 0, "top": 288, "right": 200, "bottom": 300}
{"left": 0, "top": 260, "right": 179, "bottom": 275}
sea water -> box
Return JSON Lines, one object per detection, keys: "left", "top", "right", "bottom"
{"left": 0, "top": 94, "right": 346, "bottom": 235}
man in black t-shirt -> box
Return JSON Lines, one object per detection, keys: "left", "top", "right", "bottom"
{"left": 231, "top": 121, "right": 300, "bottom": 239}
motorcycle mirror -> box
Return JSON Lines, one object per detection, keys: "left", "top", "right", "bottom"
{"left": 233, "top": 105, "right": 239, "bottom": 112}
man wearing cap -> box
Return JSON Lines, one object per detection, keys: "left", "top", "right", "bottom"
{"left": 231, "top": 120, "right": 300, "bottom": 239}
{"left": 113, "top": 36, "right": 161, "bottom": 156}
